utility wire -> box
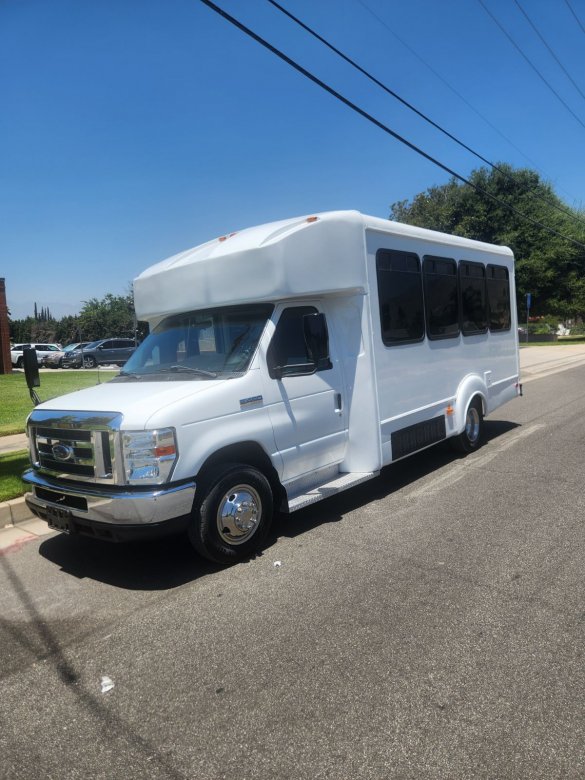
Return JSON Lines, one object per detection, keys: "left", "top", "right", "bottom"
{"left": 513, "top": 0, "right": 585, "bottom": 104}
{"left": 565, "top": 0, "right": 585, "bottom": 37}
{"left": 198, "top": 0, "right": 585, "bottom": 251}
{"left": 478, "top": 0, "right": 585, "bottom": 133}
{"left": 267, "top": 0, "right": 585, "bottom": 229}
{"left": 356, "top": 0, "right": 558, "bottom": 189}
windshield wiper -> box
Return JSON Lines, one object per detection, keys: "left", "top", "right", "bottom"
{"left": 165, "top": 365, "right": 218, "bottom": 378}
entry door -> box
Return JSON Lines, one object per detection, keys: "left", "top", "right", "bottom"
{"left": 263, "top": 305, "right": 348, "bottom": 483}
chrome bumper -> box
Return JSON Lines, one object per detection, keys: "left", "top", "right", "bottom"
{"left": 23, "top": 469, "right": 196, "bottom": 526}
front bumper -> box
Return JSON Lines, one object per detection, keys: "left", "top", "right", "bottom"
{"left": 23, "top": 470, "right": 196, "bottom": 537}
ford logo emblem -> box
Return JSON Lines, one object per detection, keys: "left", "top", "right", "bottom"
{"left": 52, "top": 443, "right": 74, "bottom": 462}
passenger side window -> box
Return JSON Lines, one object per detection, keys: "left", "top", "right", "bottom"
{"left": 376, "top": 249, "right": 424, "bottom": 345}
{"left": 459, "top": 261, "right": 487, "bottom": 335}
{"left": 268, "top": 306, "right": 324, "bottom": 378}
{"left": 423, "top": 256, "right": 459, "bottom": 339}
{"left": 487, "top": 264, "right": 511, "bottom": 332}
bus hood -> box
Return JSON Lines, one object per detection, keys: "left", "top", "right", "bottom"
{"left": 33, "top": 378, "right": 239, "bottom": 430}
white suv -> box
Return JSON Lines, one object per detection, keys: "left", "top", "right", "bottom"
{"left": 11, "top": 343, "right": 61, "bottom": 368}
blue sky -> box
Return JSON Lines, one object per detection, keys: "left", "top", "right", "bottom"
{"left": 2, "top": 0, "right": 585, "bottom": 320}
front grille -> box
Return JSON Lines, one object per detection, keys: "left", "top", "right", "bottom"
{"left": 28, "top": 410, "right": 122, "bottom": 485}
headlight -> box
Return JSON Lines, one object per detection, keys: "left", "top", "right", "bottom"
{"left": 121, "top": 428, "right": 177, "bottom": 485}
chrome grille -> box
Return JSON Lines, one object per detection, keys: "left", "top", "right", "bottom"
{"left": 28, "top": 410, "right": 122, "bottom": 484}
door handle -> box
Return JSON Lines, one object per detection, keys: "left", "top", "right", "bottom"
{"left": 335, "top": 393, "right": 342, "bottom": 412}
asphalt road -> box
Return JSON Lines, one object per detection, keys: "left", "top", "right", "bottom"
{"left": 1, "top": 366, "right": 584, "bottom": 779}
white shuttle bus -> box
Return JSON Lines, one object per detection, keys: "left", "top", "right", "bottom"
{"left": 24, "top": 211, "right": 521, "bottom": 563}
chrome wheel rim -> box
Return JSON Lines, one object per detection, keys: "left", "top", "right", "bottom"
{"left": 216, "top": 484, "right": 262, "bottom": 545}
{"left": 465, "top": 406, "right": 481, "bottom": 444}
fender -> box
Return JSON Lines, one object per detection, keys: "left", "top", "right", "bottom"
{"left": 453, "top": 374, "right": 488, "bottom": 436}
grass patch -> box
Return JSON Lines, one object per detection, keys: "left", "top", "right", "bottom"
{"left": 0, "top": 450, "right": 30, "bottom": 502}
{"left": 0, "top": 371, "right": 114, "bottom": 436}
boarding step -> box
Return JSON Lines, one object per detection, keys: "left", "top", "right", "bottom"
{"left": 287, "top": 471, "right": 377, "bottom": 513}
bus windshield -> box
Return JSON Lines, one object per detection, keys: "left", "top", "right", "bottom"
{"left": 118, "top": 304, "right": 273, "bottom": 380}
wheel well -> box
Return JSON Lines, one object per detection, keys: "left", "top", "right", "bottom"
{"left": 469, "top": 393, "right": 486, "bottom": 416}
{"left": 197, "top": 442, "right": 284, "bottom": 506}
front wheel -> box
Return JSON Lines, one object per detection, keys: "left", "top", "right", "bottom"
{"left": 83, "top": 356, "right": 97, "bottom": 368}
{"left": 451, "top": 398, "right": 483, "bottom": 453}
{"left": 189, "top": 463, "right": 273, "bottom": 564}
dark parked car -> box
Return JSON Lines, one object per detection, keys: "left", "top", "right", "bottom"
{"left": 61, "top": 338, "right": 136, "bottom": 369}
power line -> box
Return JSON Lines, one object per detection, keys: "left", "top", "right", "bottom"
{"left": 478, "top": 0, "right": 585, "bottom": 133}
{"left": 266, "top": 0, "right": 585, "bottom": 230}
{"left": 198, "top": 0, "right": 585, "bottom": 251}
{"left": 513, "top": 0, "right": 585, "bottom": 104}
{"left": 356, "top": 0, "right": 560, "bottom": 188}
{"left": 564, "top": 0, "right": 585, "bottom": 37}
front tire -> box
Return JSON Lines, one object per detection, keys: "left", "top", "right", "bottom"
{"left": 189, "top": 463, "right": 273, "bottom": 564}
{"left": 451, "top": 398, "right": 483, "bottom": 453}
{"left": 83, "top": 356, "right": 97, "bottom": 368}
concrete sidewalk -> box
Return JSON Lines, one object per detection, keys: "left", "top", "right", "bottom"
{"left": 0, "top": 432, "right": 27, "bottom": 454}
{"left": 2, "top": 343, "right": 585, "bottom": 551}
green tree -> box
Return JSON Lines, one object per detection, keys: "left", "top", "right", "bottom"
{"left": 390, "top": 165, "right": 585, "bottom": 320}
{"left": 77, "top": 293, "right": 136, "bottom": 341}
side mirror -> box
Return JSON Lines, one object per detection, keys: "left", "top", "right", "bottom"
{"left": 23, "top": 348, "right": 41, "bottom": 406}
{"left": 303, "top": 313, "right": 332, "bottom": 370}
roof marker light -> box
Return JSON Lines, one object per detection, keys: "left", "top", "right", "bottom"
{"left": 306, "top": 216, "right": 318, "bottom": 223}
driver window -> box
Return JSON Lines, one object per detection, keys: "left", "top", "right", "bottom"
{"left": 268, "top": 306, "right": 318, "bottom": 378}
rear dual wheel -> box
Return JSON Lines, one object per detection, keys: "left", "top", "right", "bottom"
{"left": 189, "top": 463, "right": 273, "bottom": 564}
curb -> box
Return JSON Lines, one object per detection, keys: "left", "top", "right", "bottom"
{"left": 0, "top": 495, "right": 34, "bottom": 529}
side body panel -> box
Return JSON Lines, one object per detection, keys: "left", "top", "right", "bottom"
{"left": 365, "top": 227, "right": 519, "bottom": 465}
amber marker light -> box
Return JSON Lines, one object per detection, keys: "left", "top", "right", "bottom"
{"left": 446, "top": 405, "right": 455, "bottom": 416}
{"left": 306, "top": 216, "right": 318, "bottom": 223}
{"left": 155, "top": 445, "right": 176, "bottom": 457}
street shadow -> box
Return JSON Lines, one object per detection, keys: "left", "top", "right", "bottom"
{"left": 38, "top": 531, "right": 225, "bottom": 590}
{"left": 39, "top": 418, "right": 519, "bottom": 589}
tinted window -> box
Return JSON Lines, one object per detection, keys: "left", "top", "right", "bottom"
{"left": 376, "top": 249, "right": 424, "bottom": 345}
{"left": 459, "top": 262, "right": 487, "bottom": 335}
{"left": 487, "top": 264, "right": 511, "bottom": 331}
{"left": 423, "top": 256, "right": 459, "bottom": 339}
{"left": 268, "top": 306, "right": 320, "bottom": 378}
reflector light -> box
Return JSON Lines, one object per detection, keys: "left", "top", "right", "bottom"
{"left": 155, "top": 445, "right": 176, "bottom": 457}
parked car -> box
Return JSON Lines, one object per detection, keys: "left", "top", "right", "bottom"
{"left": 41, "top": 342, "right": 92, "bottom": 368}
{"left": 10, "top": 343, "right": 61, "bottom": 368}
{"left": 61, "top": 338, "right": 136, "bottom": 369}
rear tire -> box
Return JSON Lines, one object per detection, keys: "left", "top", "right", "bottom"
{"left": 451, "top": 398, "right": 483, "bottom": 453}
{"left": 189, "top": 463, "right": 273, "bottom": 564}
{"left": 16, "top": 357, "right": 24, "bottom": 368}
